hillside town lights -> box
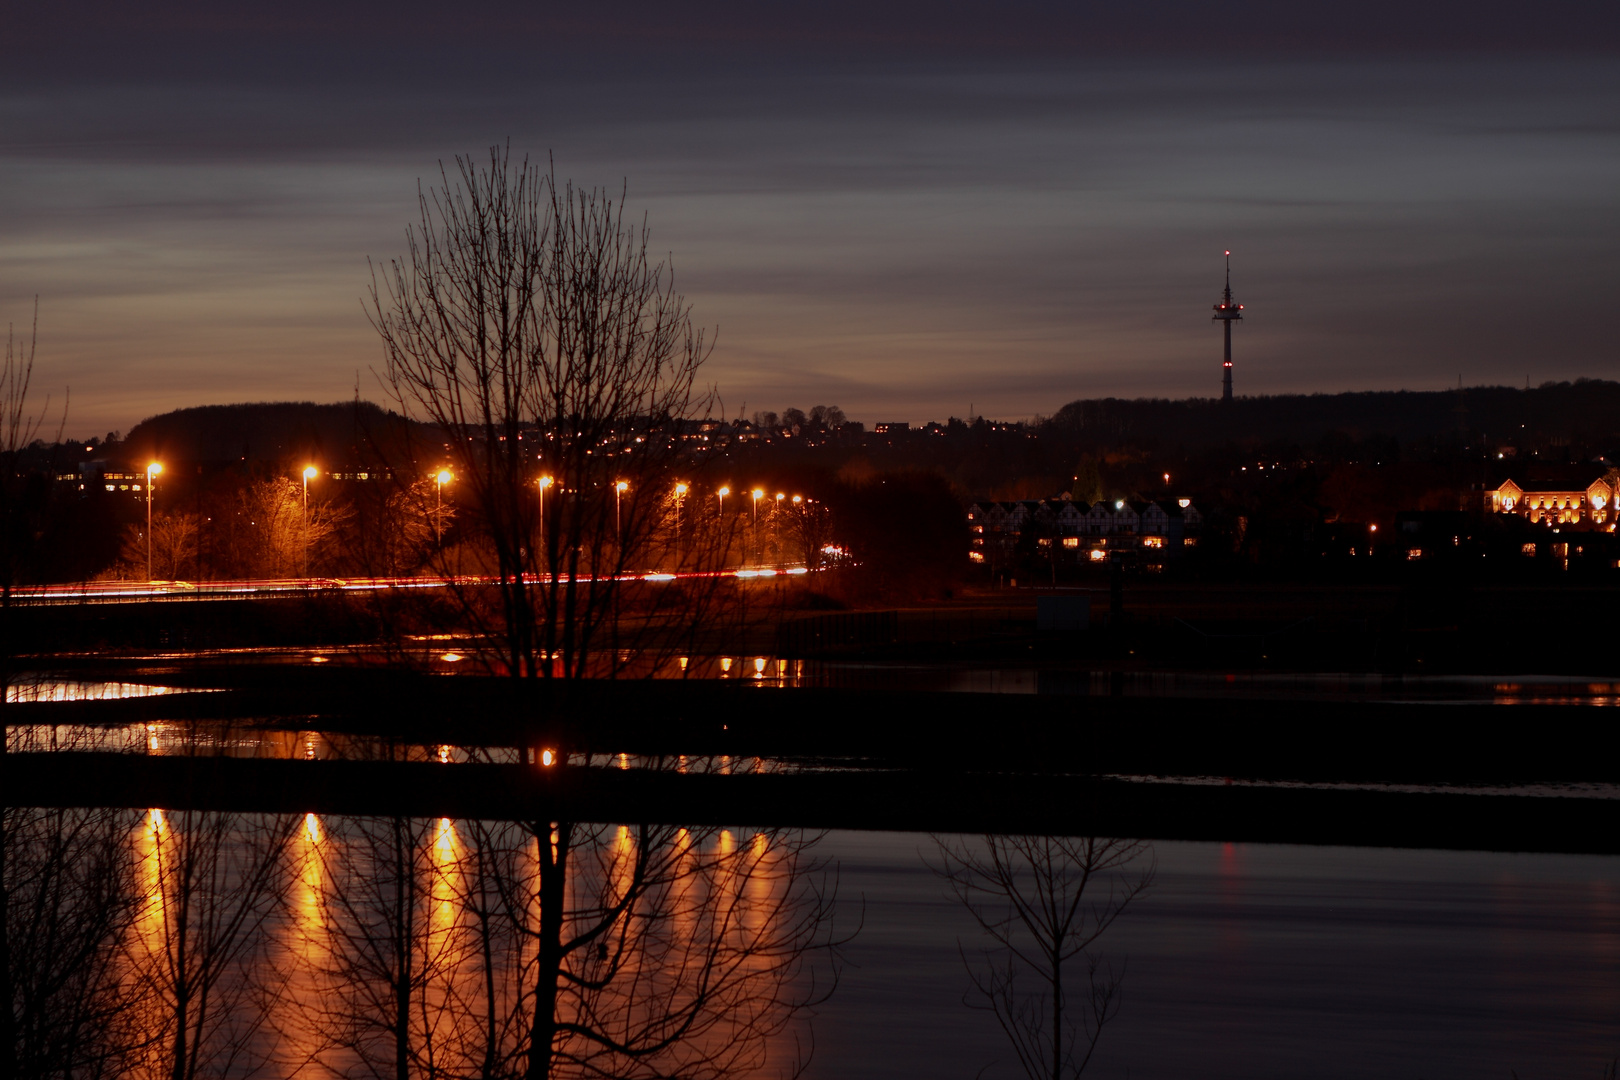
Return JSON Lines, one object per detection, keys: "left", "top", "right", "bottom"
{"left": 145, "top": 461, "right": 162, "bottom": 580}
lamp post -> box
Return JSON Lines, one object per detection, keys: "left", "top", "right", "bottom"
{"left": 673, "top": 482, "right": 687, "bottom": 562}
{"left": 301, "top": 466, "right": 318, "bottom": 577}
{"left": 773, "top": 493, "right": 784, "bottom": 566}
{"left": 538, "top": 475, "right": 553, "bottom": 560}
{"left": 614, "top": 480, "right": 628, "bottom": 544}
{"left": 145, "top": 461, "right": 162, "bottom": 580}
{"left": 435, "top": 469, "right": 453, "bottom": 544}
{"left": 751, "top": 488, "right": 764, "bottom": 564}
{"left": 717, "top": 486, "right": 729, "bottom": 518}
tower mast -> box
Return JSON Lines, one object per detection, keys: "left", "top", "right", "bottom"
{"left": 1212, "top": 249, "right": 1243, "bottom": 402}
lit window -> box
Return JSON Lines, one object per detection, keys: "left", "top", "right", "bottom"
{"left": 1063, "top": 537, "right": 1079, "bottom": 548}
{"left": 1143, "top": 536, "right": 1164, "bottom": 549}
{"left": 1406, "top": 548, "right": 1423, "bottom": 560}
{"left": 1522, "top": 543, "right": 1537, "bottom": 557}
{"left": 1088, "top": 549, "right": 1108, "bottom": 562}
{"left": 969, "top": 551, "right": 985, "bottom": 563}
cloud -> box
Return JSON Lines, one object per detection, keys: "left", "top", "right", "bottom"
{"left": 2, "top": 53, "right": 1618, "bottom": 432}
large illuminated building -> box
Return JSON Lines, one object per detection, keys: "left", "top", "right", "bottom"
{"left": 1485, "top": 477, "right": 1617, "bottom": 528}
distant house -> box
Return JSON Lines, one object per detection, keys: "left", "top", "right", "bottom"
{"left": 966, "top": 496, "right": 1201, "bottom": 564}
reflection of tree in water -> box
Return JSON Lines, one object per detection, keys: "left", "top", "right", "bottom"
{"left": 293, "top": 816, "right": 845, "bottom": 1080}
{"left": 932, "top": 835, "right": 1154, "bottom": 1080}
{"left": 124, "top": 808, "right": 299, "bottom": 1080}
{"left": 3, "top": 806, "right": 135, "bottom": 1080}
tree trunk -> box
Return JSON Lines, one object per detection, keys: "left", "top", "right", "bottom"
{"left": 393, "top": 817, "right": 411, "bottom": 1080}
{"left": 525, "top": 820, "right": 569, "bottom": 1080}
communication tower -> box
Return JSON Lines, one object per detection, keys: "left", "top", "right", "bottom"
{"left": 1212, "top": 250, "right": 1243, "bottom": 402}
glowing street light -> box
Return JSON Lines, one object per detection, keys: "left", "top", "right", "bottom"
{"left": 435, "top": 469, "right": 453, "bottom": 544}
{"left": 673, "top": 482, "right": 688, "bottom": 561}
{"left": 717, "top": 485, "right": 730, "bottom": 517}
{"left": 538, "top": 475, "right": 554, "bottom": 551}
{"left": 615, "top": 480, "right": 629, "bottom": 540}
{"left": 145, "top": 461, "right": 162, "bottom": 580}
{"left": 301, "top": 466, "right": 319, "bottom": 576}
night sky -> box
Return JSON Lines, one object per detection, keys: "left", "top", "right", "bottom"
{"left": 6, "top": 2, "right": 1619, "bottom": 435}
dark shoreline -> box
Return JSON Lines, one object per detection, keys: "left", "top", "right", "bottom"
{"left": 9, "top": 667, "right": 1620, "bottom": 786}
{"left": 9, "top": 752, "right": 1618, "bottom": 856}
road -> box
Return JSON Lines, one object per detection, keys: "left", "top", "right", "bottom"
{"left": 8, "top": 566, "right": 812, "bottom": 605}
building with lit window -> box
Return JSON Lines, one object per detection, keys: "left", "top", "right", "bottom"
{"left": 966, "top": 497, "right": 1200, "bottom": 564}
{"left": 1485, "top": 476, "right": 1616, "bottom": 528}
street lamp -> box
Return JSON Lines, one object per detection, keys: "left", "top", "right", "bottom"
{"left": 538, "top": 475, "right": 554, "bottom": 551}
{"left": 673, "top": 482, "right": 687, "bottom": 561}
{"left": 751, "top": 488, "right": 764, "bottom": 564}
{"left": 717, "top": 486, "right": 730, "bottom": 517}
{"left": 301, "top": 466, "right": 318, "bottom": 577}
{"left": 614, "top": 480, "right": 628, "bottom": 541}
{"left": 435, "top": 469, "right": 453, "bottom": 544}
{"left": 145, "top": 461, "right": 162, "bottom": 580}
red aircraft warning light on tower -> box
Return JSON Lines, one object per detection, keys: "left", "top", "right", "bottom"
{"left": 1213, "top": 249, "right": 1243, "bottom": 403}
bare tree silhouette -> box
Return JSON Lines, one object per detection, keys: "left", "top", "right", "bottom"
{"left": 480, "top": 818, "right": 846, "bottom": 1080}
{"left": 284, "top": 815, "right": 846, "bottom": 1080}
{"left": 2, "top": 807, "right": 135, "bottom": 1080}
{"left": 370, "top": 147, "right": 739, "bottom": 683}
{"left": 931, "top": 835, "right": 1154, "bottom": 1080}
{"left": 122, "top": 808, "right": 298, "bottom": 1080}
{"left": 1, "top": 297, "right": 69, "bottom": 1080}
{"left": 289, "top": 814, "right": 490, "bottom": 1080}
